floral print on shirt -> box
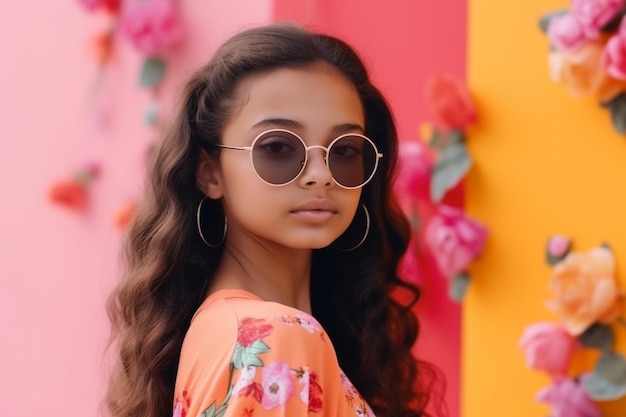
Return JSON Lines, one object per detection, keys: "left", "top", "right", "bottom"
{"left": 177, "top": 313, "right": 337, "bottom": 417}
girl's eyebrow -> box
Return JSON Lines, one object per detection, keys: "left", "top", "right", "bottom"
{"left": 252, "top": 118, "right": 365, "bottom": 134}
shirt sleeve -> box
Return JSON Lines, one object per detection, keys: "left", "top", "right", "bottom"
{"left": 173, "top": 298, "right": 356, "bottom": 417}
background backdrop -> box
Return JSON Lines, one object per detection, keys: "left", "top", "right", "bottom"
{"left": 0, "top": 1, "right": 466, "bottom": 416}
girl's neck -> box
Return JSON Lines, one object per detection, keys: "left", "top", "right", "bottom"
{"left": 208, "top": 238, "right": 313, "bottom": 314}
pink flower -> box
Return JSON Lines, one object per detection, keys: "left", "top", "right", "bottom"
{"left": 519, "top": 322, "right": 579, "bottom": 377}
{"left": 604, "top": 19, "right": 626, "bottom": 79}
{"left": 547, "top": 235, "right": 572, "bottom": 259}
{"left": 425, "top": 205, "right": 488, "bottom": 278}
{"left": 119, "top": 0, "right": 184, "bottom": 55}
{"left": 547, "top": 14, "right": 588, "bottom": 52}
{"left": 536, "top": 377, "right": 601, "bottom": 417}
{"left": 78, "top": 0, "right": 121, "bottom": 14}
{"left": 260, "top": 362, "right": 295, "bottom": 410}
{"left": 572, "top": 0, "right": 624, "bottom": 39}
{"left": 394, "top": 140, "right": 433, "bottom": 203}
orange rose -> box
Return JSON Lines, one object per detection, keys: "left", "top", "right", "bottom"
{"left": 546, "top": 246, "right": 622, "bottom": 335}
{"left": 551, "top": 41, "right": 626, "bottom": 102}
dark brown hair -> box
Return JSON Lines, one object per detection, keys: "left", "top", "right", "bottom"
{"left": 106, "top": 23, "right": 442, "bottom": 417}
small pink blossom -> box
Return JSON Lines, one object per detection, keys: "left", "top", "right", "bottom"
{"left": 233, "top": 366, "right": 257, "bottom": 395}
{"left": 119, "top": 0, "right": 184, "bottom": 55}
{"left": 519, "top": 322, "right": 579, "bottom": 377}
{"left": 536, "top": 377, "right": 601, "bottom": 417}
{"left": 572, "top": 0, "right": 624, "bottom": 39}
{"left": 548, "top": 235, "right": 572, "bottom": 259}
{"left": 547, "top": 14, "right": 588, "bottom": 52}
{"left": 425, "top": 205, "right": 488, "bottom": 278}
{"left": 604, "top": 19, "right": 626, "bottom": 79}
{"left": 296, "top": 313, "right": 322, "bottom": 334}
{"left": 260, "top": 362, "right": 295, "bottom": 410}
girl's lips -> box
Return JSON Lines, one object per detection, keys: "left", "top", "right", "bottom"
{"left": 290, "top": 209, "right": 336, "bottom": 223}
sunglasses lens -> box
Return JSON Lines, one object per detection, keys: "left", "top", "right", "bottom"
{"left": 252, "top": 131, "right": 306, "bottom": 185}
{"left": 328, "top": 135, "right": 378, "bottom": 188}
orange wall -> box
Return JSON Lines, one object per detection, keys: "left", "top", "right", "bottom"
{"left": 466, "top": 0, "right": 626, "bottom": 416}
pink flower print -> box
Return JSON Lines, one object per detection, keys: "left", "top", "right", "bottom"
{"left": 298, "top": 369, "right": 323, "bottom": 413}
{"left": 238, "top": 317, "right": 273, "bottom": 347}
{"left": 233, "top": 366, "right": 257, "bottom": 395}
{"left": 172, "top": 401, "right": 182, "bottom": 417}
{"left": 275, "top": 315, "right": 299, "bottom": 326}
{"left": 340, "top": 370, "right": 359, "bottom": 405}
{"left": 260, "top": 362, "right": 295, "bottom": 410}
{"left": 296, "top": 313, "right": 322, "bottom": 333}
{"left": 119, "top": 0, "right": 184, "bottom": 55}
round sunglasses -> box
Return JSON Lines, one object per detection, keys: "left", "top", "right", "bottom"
{"left": 212, "top": 129, "right": 383, "bottom": 189}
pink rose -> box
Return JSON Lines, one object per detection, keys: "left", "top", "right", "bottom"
{"left": 519, "top": 322, "right": 579, "bottom": 377}
{"left": 424, "top": 74, "right": 477, "bottom": 131}
{"left": 425, "top": 205, "right": 487, "bottom": 278}
{"left": 572, "top": 0, "right": 625, "bottom": 39}
{"left": 536, "top": 377, "right": 601, "bottom": 417}
{"left": 119, "top": 0, "right": 184, "bottom": 55}
{"left": 604, "top": 19, "right": 626, "bottom": 79}
{"left": 394, "top": 140, "right": 433, "bottom": 203}
{"left": 547, "top": 14, "right": 588, "bottom": 52}
{"left": 261, "top": 362, "right": 295, "bottom": 410}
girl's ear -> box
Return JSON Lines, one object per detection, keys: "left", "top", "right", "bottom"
{"left": 196, "top": 149, "right": 223, "bottom": 199}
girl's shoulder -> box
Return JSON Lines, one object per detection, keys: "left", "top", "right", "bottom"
{"left": 189, "top": 289, "right": 329, "bottom": 347}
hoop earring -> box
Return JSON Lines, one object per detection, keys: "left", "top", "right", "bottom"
{"left": 333, "top": 203, "right": 370, "bottom": 252}
{"left": 197, "top": 197, "right": 227, "bottom": 248}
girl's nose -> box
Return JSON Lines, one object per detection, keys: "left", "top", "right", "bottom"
{"left": 298, "top": 147, "right": 333, "bottom": 188}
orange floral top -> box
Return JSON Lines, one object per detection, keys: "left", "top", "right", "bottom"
{"left": 173, "top": 289, "right": 375, "bottom": 417}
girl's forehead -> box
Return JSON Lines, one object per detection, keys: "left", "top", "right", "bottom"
{"left": 227, "top": 63, "right": 365, "bottom": 130}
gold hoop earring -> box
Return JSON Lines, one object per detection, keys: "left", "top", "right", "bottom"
{"left": 197, "top": 197, "right": 227, "bottom": 248}
{"left": 333, "top": 203, "right": 370, "bottom": 252}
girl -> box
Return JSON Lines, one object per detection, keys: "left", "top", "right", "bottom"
{"left": 106, "top": 23, "right": 439, "bottom": 417}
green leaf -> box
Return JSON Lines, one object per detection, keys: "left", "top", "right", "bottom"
{"left": 578, "top": 323, "right": 614, "bottom": 351}
{"left": 538, "top": 10, "right": 568, "bottom": 33}
{"left": 582, "top": 371, "right": 626, "bottom": 401}
{"left": 595, "top": 352, "right": 626, "bottom": 385}
{"left": 139, "top": 57, "right": 166, "bottom": 88}
{"left": 232, "top": 344, "right": 244, "bottom": 370}
{"left": 241, "top": 350, "right": 264, "bottom": 368}
{"left": 605, "top": 93, "right": 626, "bottom": 134}
{"left": 449, "top": 272, "right": 470, "bottom": 302}
{"left": 431, "top": 140, "right": 472, "bottom": 202}
{"left": 246, "top": 340, "right": 270, "bottom": 355}
{"left": 143, "top": 101, "right": 159, "bottom": 126}
{"left": 215, "top": 404, "right": 228, "bottom": 417}
{"left": 199, "top": 402, "right": 217, "bottom": 417}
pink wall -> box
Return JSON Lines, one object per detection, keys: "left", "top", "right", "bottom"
{"left": 0, "top": 1, "right": 271, "bottom": 416}
{"left": 273, "top": 2, "right": 468, "bottom": 416}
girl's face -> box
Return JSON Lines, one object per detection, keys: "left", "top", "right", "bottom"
{"left": 198, "top": 61, "right": 366, "bottom": 251}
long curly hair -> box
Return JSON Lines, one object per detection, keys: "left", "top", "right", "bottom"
{"left": 105, "top": 23, "right": 443, "bottom": 417}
